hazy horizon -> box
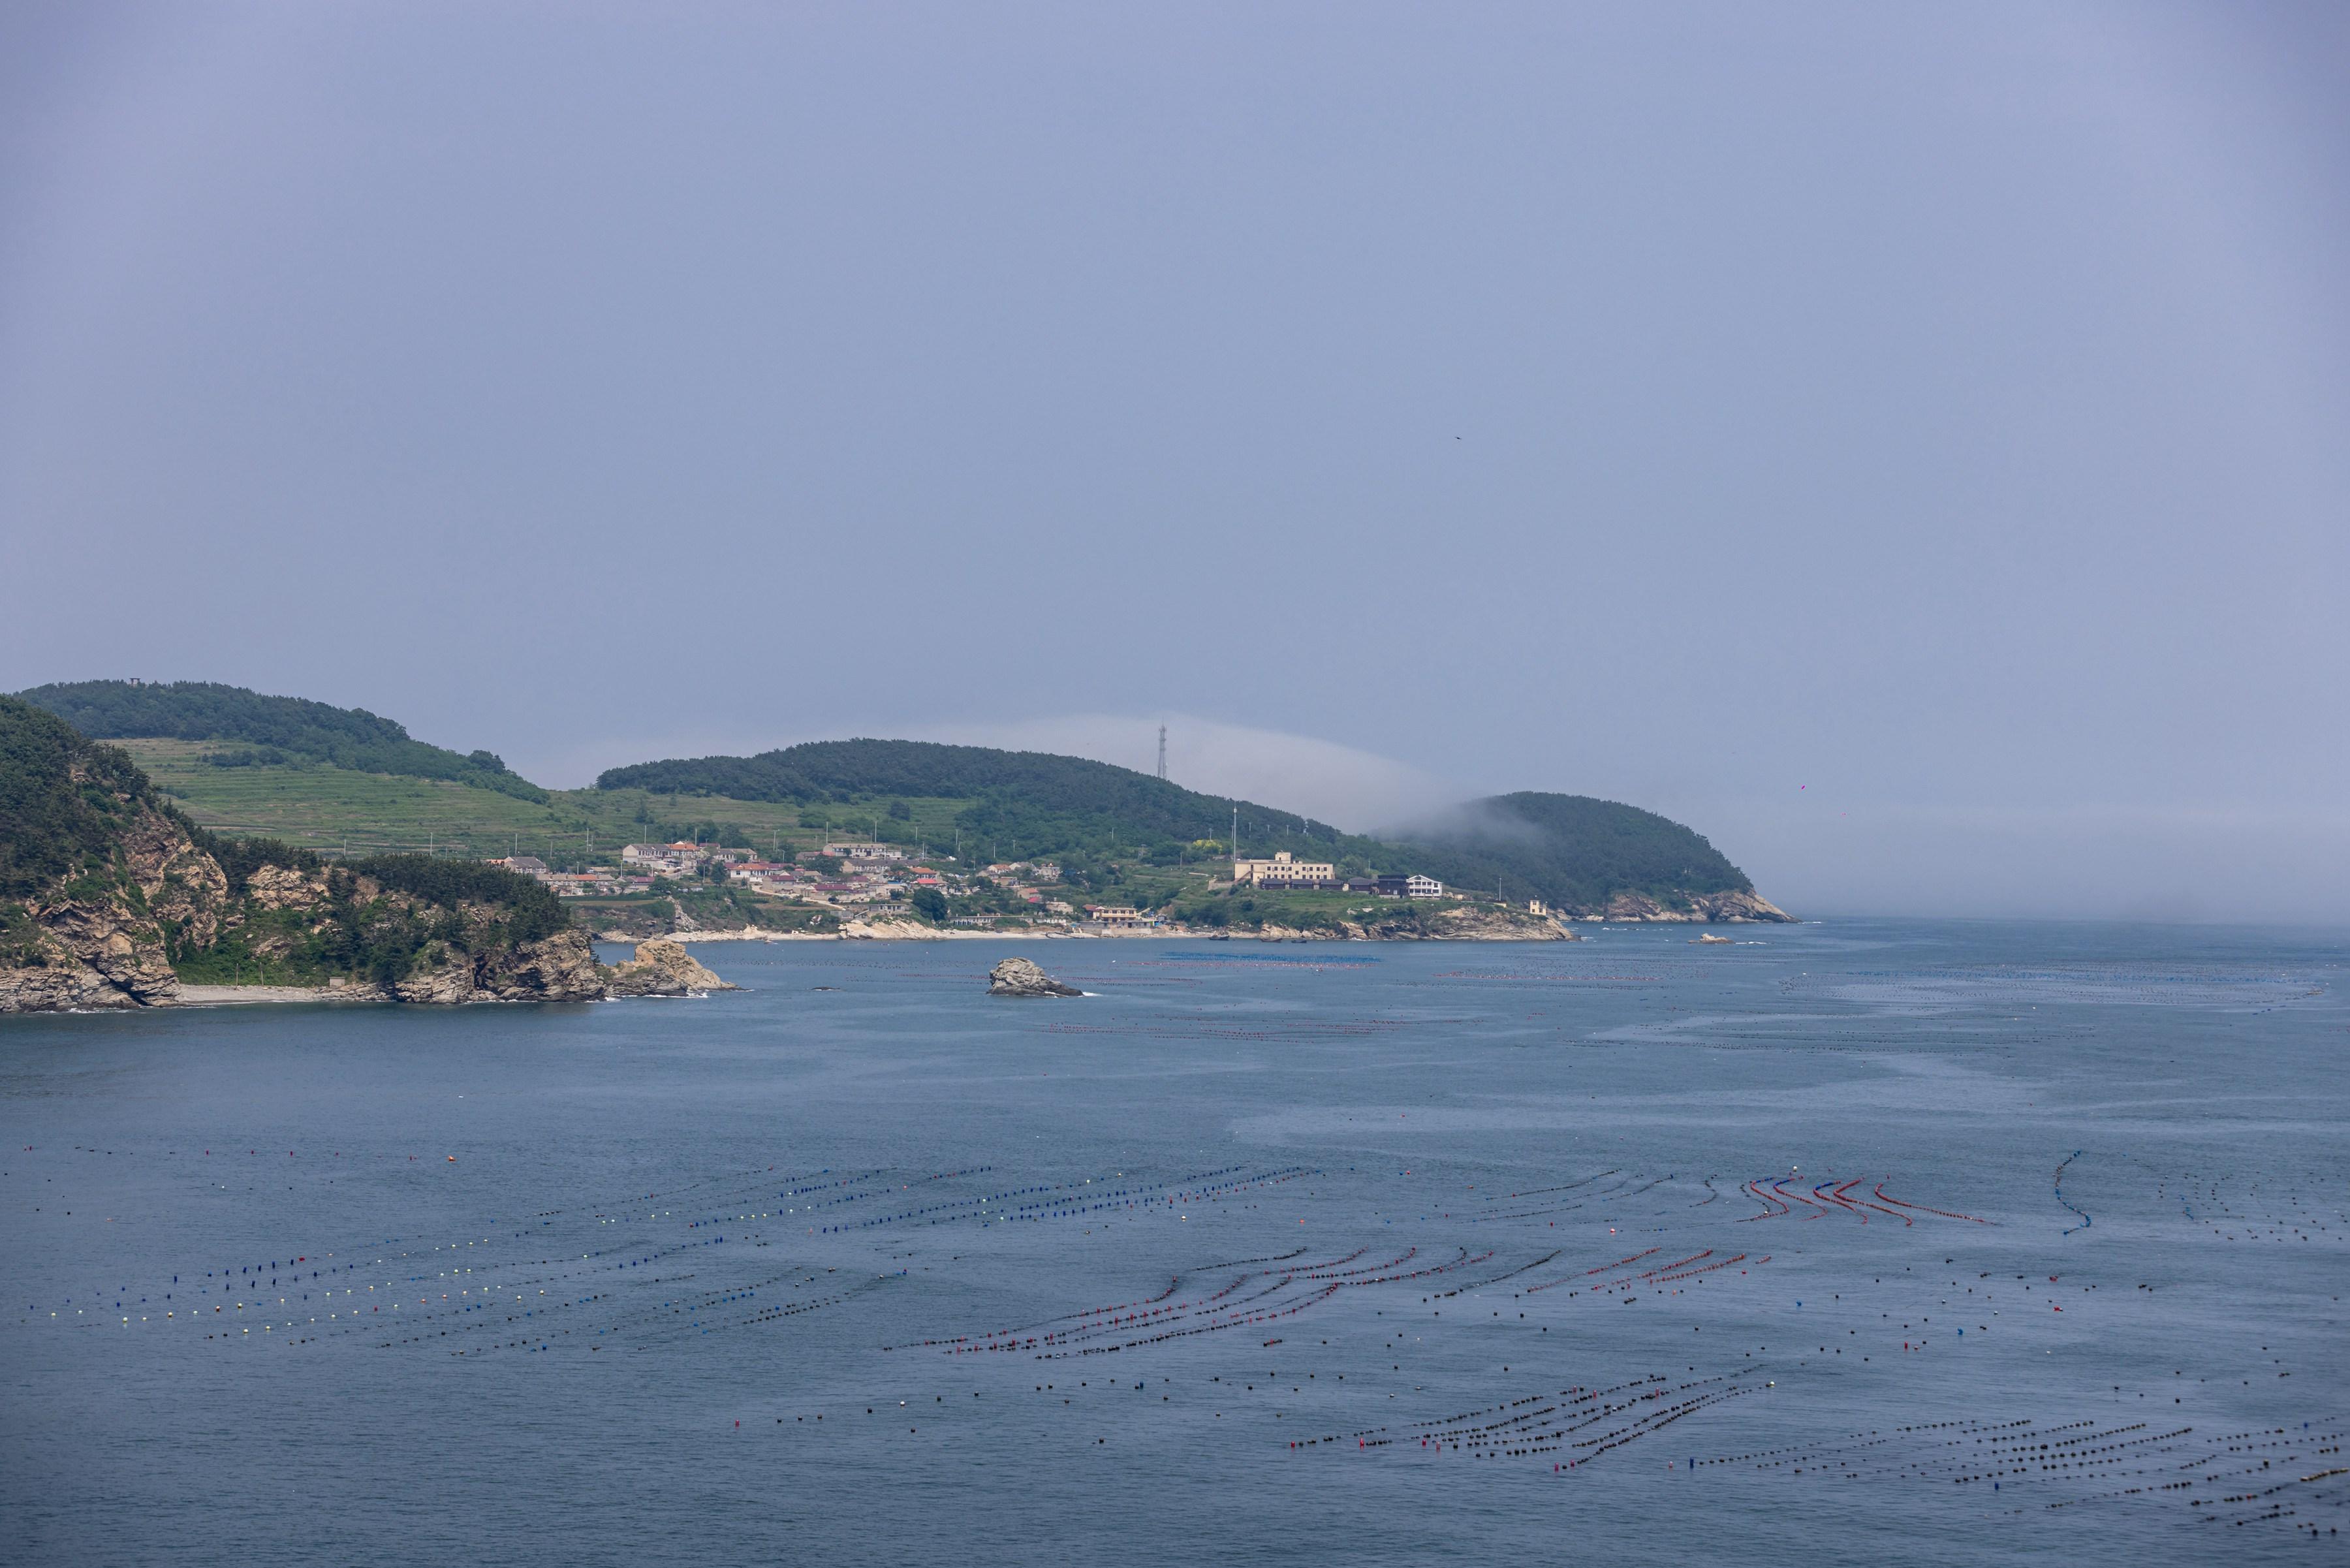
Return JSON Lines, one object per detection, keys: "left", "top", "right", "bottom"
{"left": 5, "top": 3, "right": 2345, "bottom": 924}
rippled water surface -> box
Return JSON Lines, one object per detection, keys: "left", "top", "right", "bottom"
{"left": 3, "top": 919, "right": 2345, "bottom": 1565}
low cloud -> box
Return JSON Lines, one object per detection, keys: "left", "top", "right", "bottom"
{"left": 1685, "top": 799, "right": 2350, "bottom": 925}
{"left": 913, "top": 713, "right": 1462, "bottom": 834}
{"left": 1379, "top": 796, "right": 1547, "bottom": 847}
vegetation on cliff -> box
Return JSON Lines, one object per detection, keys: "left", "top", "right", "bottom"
{"left": 14, "top": 680, "right": 549, "bottom": 803}
{"left": 0, "top": 695, "right": 164, "bottom": 902}
{"left": 0, "top": 698, "right": 603, "bottom": 1009}
{"left": 172, "top": 833, "right": 574, "bottom": 988}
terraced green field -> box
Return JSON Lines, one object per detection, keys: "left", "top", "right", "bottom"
{"left": 118, "top": 740, "right": 974, "bottom": 866}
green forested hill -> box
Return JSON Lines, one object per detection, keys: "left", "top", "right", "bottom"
{"left": 1396, "top": 792, "right": 1754, "bottom": 909}
{"left": 14, "top": 681, "right": 548, "bottom": 803}
{"left": 598, "top": 738, "right": 1370, "bottom": 865}
{"left": 0, "top": 695, "right": 162, "bottom": 900}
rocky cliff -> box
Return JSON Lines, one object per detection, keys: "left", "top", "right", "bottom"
{"left": 1593, "top": 888, "right": 1794, "bottom": 923}
{"left": 1, "top": 698, "right": 225, "bottom": 1012}
{"left": 0, "top": 697, "right": 720, "bottom": 1012}
{"left": 1246, "top": 904, "right": 1571, "bottom": 942}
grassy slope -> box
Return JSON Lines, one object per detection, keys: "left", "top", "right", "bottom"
{"left": 120, "top": 741, "right": 978, "bottom": 866}
{"left": 17, "top": 680, "right": 548, "bottom": 802}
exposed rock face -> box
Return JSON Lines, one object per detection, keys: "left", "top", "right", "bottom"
{"left": 0, "top": 945, "right": 151, "bottom": 1012}
{"left": 380, "top": 929, "right": 614, "bottom": 1003}
{"left": 240, "top": 863, "right": 332, "bottom": 912}
{"left": 1426, "top": 906, "right": 1569, "bottom": 941}
{"left": 0, "top": 769, "right": 215, "bottom": 1012}
{"left": 0, "top": 703, "right": 670, "bottom": 1010}
{"left": 492, "top": 930, "right": 611, "bottom": 1001}
{"left": 1597, "top": 889, "right": 1794, "bottom": 923}
{"left": 841, "top": 915, "right": 932, "bottom": 940}
{"left": 7, "top": 892, "right": 183, "bottom": 1010}
{"left": 1244, "top": 906, "right": 1569, "bottom": 942}
{"left": 987, "top": 956, "right": 1081, "bottom": 997}
{"left": 605, "top": 938, "right": 738, "bottom": 997}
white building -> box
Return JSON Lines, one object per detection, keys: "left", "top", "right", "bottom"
{"left": 1405, "top": 875, "right": 1444, "bottom": 899}
{"left": 1232, "top": 850, "right": 1336, "bottom": 886}
{"left": 824, "top": 842, "right": 906, "bottom": 862}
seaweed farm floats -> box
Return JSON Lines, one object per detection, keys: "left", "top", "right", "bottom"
{"left": 7, "top": 925, "right": 2343, "bottom": 1561}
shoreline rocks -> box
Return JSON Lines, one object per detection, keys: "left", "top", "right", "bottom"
{"left": 1597, "top": 889, "right": 1794, "bottom": 923}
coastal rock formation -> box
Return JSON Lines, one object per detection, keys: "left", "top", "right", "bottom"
{"left": 841, "top": 915, "right": 932, "bottom": 939}
{"left": 1239, "top": 906, "right": 1571, "bottom": 942}
{"left": 604, "top": 938, "right": 737, "bottom": 997}
{"left": 3, "top": 889, "right": 184, "bottom": 1011}
{"left": 987, "top": 956, "right": 1081, "bottom": 997}
{"left": 486, "top": 930, "right": 612, "bottom": 1001}
{"left": 1427, "top": 906, "right": 1569, "bottom": 941}
{"left": 0, "top": 937, "right": 162, "bottom": 1012}
{"left": 1599, "top": 889, "right": 1793, "bottom": 923}
{"left": 378, "top": 929, "right": 614, "bottom": 1004}
{"left": 0, "top": 722, "right": 219, "bottom": 1012}
{"left": 0, "top": 696, "right": 677, "bottom": 1012}
{"left": 1704, "top": 890, "right": 1793, "bottom": 922}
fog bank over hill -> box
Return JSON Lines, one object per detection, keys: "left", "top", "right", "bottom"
{"left": 914, "top": 714, "right": 1463, "bottom": 838}
{"left": 924, "top": 719, "right": 2350, "bottom": 926}
{"left": 445, "top": 708, "right": 2350, "bottom": 926}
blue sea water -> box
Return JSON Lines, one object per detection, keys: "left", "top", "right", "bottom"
{"left": 2, "top": 918, "right": 2344, "bottom": 1565}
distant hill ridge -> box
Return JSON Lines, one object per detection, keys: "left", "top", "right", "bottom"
{"left": 9, "top": 683, "right": 1786, "bottom": 922}
{"left": 14, "top": 680, "right": 548, "bottom": 804}
{"left": 599, "top": 738, "right": 1359, "bottom": 845}
{"left": 600, "top": 738, "right": 1781, "bottom": 920}
{"left": 1400, "top": 792, "right": 1757, "bottom": 915}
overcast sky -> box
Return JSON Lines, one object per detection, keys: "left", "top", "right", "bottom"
{"left": 3, "top": 3, "right": 2345, "bottom": 922}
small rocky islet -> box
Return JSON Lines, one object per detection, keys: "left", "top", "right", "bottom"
{"left": 986, "top": 956, "right": 1082, "bottom": 997}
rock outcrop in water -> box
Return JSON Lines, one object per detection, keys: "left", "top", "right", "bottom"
{"left": 604, "top": 938, "right": 737, "bottom": 997}
{"left": 987, "top": 956, "right": 1082, "bottom": 997}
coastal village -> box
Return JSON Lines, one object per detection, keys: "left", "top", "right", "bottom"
{"left": 484, "top": 840, "right": 1514, "bottom": 940}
